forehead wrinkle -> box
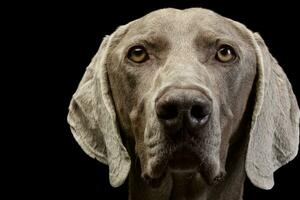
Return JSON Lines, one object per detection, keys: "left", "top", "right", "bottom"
{"left": 194, "top": 30, "right": 219, "bottom": 44}
{"left": 127, "top": 33, "right": 165, "bottom": 43}
{"left": 122, "top": 31, "right": 170, "bottom": 52}
{"left": 193, "top": 29, "right": 242, "bottom": 48}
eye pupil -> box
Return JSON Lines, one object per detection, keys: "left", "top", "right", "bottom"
{"left": 220, "top": 48, "right": 230, "bottom": 56}
{"left": 133, "top": 48, "right": 143, "bottom": 55}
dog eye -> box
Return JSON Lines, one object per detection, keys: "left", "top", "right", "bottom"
{"left": 127, "top": 46, "right": 149, "bottom": 63}
{"left": 215, "top": 45, "right": 236, "bottom": 63}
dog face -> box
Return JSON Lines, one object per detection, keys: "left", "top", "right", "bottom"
{"left": 106, "top": 8, "right": 256, "bottom": 185}
{"left": 68, "top": 8, "right": 299, "bottom": 190}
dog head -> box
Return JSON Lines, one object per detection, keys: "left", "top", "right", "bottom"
{"left": 68, "top": 8, "right": 299, "bottom": 190}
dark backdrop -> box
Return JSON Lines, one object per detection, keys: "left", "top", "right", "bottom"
{"left": 8, "top": 1, "right": 299, "bottom": 199}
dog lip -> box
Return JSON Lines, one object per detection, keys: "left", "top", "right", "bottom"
{"left": 142, "top": 170, "right": 167, "bottom": 188}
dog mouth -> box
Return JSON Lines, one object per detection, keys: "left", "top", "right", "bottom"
{"left": 142, "top": 143, "right": 225, "bottom": 188}
{"left": 141, "top": 146, "right": 199, "bottom": 188}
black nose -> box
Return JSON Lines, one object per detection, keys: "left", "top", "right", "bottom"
{"left": 155, "top": 88, "right": 211, "bottom": 133}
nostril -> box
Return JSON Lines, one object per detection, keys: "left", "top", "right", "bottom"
{"left": 190, "top": 104, "right": 210, "bottom": 120}
{"left": 191, "top": 105, "right": 203, "bottom": 119}
{"left": 157, "top": 104, "right": 178, "bottom": 120}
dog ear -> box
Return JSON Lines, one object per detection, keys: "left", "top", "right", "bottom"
{"left": 246, "top": 32, "right": 300, "bottom": 189}
{"left": 67, "top": 35, "right": 131, "bottom": 187}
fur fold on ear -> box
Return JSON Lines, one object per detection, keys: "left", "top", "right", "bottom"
{"left": 246, "top": 32, "right": 300, "bottom": 189}
{"left": 67, "top": 36, "right": 131, "bottom": 187}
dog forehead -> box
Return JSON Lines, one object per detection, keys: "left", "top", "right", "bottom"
{"left": 125, "top": 8, "right": 234, "bottom": 41}
{"left": 142, "top": 8, "right": 220, "bottom": 26}
{"left": 119, "top": 8, "right": 239, "bottom": 43}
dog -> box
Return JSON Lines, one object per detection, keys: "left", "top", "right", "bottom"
{"left": 67, "top": 8, "right": 299, "bottom": 199}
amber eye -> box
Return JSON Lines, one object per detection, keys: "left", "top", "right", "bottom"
{"left": 215, "top": 45, "right": 236, "bottom": 63}
{"left": 127, "top": 46, "right": 149, "bottom": 63}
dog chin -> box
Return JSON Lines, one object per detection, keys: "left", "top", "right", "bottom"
{"left": 142, "top": 147, "right": 225, "bottom": 188}
{"left": 168, "top": 147, "right": 199, "bottom": 171}
{"left": 168, "top": 147, "right": 225, "bottom": 185}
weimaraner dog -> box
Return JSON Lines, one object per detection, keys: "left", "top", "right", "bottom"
{"left": 67, "top": 8, "right": 299, "bottom": 200}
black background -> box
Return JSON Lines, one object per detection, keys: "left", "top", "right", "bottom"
{"left": 6, "top": 0, "right": 299, "bottom": 199}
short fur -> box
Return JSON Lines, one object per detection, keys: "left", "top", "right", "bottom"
{"left": 67, "top": 8, "right": 299, "bottom": 200}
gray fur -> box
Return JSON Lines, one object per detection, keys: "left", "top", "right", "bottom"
{"left": 67, "top": 8, "right": 299, "bottom": 199}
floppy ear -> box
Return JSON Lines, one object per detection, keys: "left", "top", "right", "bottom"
{"left": 246, "top": 32, "right": 300, "bottom": 189}
{"left": 67, "top": 35, "right": 131, "bottom": 187}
